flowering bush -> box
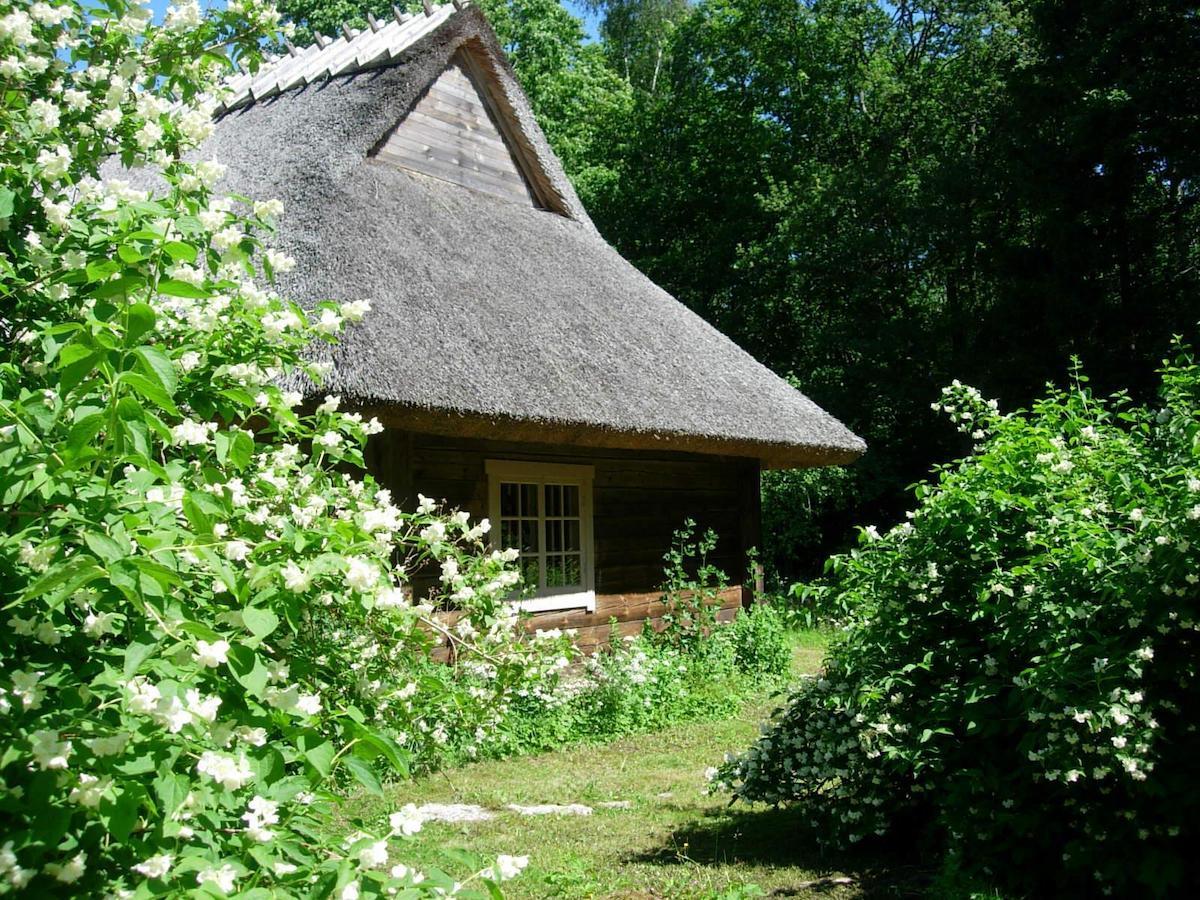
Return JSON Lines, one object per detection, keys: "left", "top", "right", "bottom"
{"left": 715, "top": 359, "right": 1200, "bottom": 895}
{"left": 0, "top": 0, "right": 535, "bottom": 894}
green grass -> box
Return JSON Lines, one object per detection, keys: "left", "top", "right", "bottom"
{"left": 343, "top": 629, "right": 926, "bottom": 898}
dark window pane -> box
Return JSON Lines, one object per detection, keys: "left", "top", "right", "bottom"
{"left": 546, "top": 484, "right": 561, "bottom": 517}
{"left": 500, "top": 519, "right": 518, "bottom": 550}
{"left": 500, "top": 482, "right": 518, "bottom": 517}
{"left": 520, "top": 556, "right": 540, "bottom": 588}
{"left": 520, "top": 520, "right": 539, "bottom": 553}
{"left": 564, "top": 554, "right": 582, "bottom": 587}
{"left": 520, "top": 483, "right": 538, "bottom": 517}
{"left": 546, "top": 554, "right": 564, "bottom": 587}
{"left": 547, "top": 519, "right": 562, "bottom": 552}
{"left": 563, "top": 519, "right": 580, "bottom": 552}
{"left": 561, "top": 485, "right": 580, "bottom": 517}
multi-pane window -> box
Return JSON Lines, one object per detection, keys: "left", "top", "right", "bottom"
{"left": 486, "top": 461, "right": 595, "bottom": 612}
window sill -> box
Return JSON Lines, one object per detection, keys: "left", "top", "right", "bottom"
{"left": 506, "top": 591, "right": 596, "bottom": 615}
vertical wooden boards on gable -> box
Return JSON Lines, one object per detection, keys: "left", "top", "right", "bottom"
{"left": 374, "top": 54, "right": 537, "bottom": 206}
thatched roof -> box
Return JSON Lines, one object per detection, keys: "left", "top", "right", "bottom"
{"left": 166, "top": 3, "right": 865, "bottom": 467}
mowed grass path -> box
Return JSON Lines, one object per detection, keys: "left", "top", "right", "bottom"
{"left": 347, "top": 632, "right": 923, "bottom": 898}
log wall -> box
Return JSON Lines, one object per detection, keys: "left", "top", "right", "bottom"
{"left": 364, "top": 429, "right": 761, "bottom": 651}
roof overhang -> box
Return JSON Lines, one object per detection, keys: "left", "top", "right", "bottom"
{"left": 358, "top": 402, "right": 864, "bottom": 469}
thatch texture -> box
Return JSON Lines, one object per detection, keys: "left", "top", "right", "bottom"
{"left": 145, "top": 5, "right": 866, "bottom": 467}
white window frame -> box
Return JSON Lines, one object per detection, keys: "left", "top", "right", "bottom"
{"left": 485, "top": 459, "right": 596, "bottom": 613}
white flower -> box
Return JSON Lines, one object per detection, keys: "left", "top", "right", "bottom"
{"left": 30, "top": 730, "right": 72, "bottom": 770}
{"left": 85, "top": 610, "right": 122, "bottom": 639}
{"left": 95, "top": 106, "right": 122, "bottom": 130}
{"left": 195, "top": 639, "right": 230, "bottom": 668}
{"left": 68, "top": 774, "right": 110, "bottom": 807}
{"left": 1129, "top": 508, "right": 1144, "bottom": 522}
{"left": 265, "top": 248, "right": 295, "bottom": 273}
{"left": 344, "top": 556, "right": 377, "bottom": 592}
{"left": 29, "top": 98, "right": 61, "bottom": 132}
{"left": 342, "top": 299, "right": 371, "bottom": 321}
{"left": 296, "top": 692, "right": 321, "bottom": 716}
{"left": 281, "top": 560, "right": 312, "bottom": 592}
{"left": 62, "top": 88, "right": 89, "bottom": 111}
{"left": 493, "top": 854, "right": 528, "bottom": 881}
{"left": 36, "top": 144, "right": 72, "bottom": 180}
{"left": 1134, "top": 645, "right": 1154, "bottom": 661}
{"left": 0, "top": 11, "right": 35, "bottom": 44}
{"left": 125, "top": 676, "right": 162, "bottom": 715}
{"left": 133, "top": 853, "right": 173, "bottom": 879}
{"left": 196, "top": 751, "right": 253, "bottom": 791}
{"left": 389, "top": 804, "right": 423, "bottom": 836}
{"left": 376, "top": 586, "right": 409, "bottom": 609}
{"left": 242, "top": 795, "right": 279, "bottom": 842}
{"left": 254, "top": 199, "right": 284, "bottom": 220}
{"left": 86, "top": 732, "right": 130, "bottom": 757}
{"left": 340, "top": 881, "right": 361, "bottom": 900}
{"left": 317, "top": 395, "right": 340, "bottom": 414}
{"left": 212, "top": 226, "right": 244, "bottom": 252}
{"left": 315, "top": 431, "right": 342, "bottom": 449}
{"left": 44, "top": 852, "right": 87, "bottom": 884}
{"left": 224, "top": 540, "right": 251, "bottom": 562}
{"left": 171, "top": 419, "right": 215, "bottom": 446}
{"left": 358, "top": 840, "right": 388, "bottom": 869}
{"left": 197, "top": 864, "right": 237, "bottom": 893}
{"left": 135, "top": 119, "right": 164, "bottom": 150}
{"left": 315, "top": 308, "right": 342, "bottom": 334}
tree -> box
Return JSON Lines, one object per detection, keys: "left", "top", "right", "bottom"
{"left": 587, "top": 0, "right": 1200, "bottom": 580}
{"left": 581, "top": 0, "right": 690, "bottom": 92}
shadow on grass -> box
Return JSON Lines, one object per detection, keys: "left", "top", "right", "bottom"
{"left": 626, "top": 804, "right": 932, "bottom": 897}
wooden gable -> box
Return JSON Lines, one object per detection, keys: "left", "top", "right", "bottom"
{"left": 374, "top": 51, "right": 541, "bottom": 207}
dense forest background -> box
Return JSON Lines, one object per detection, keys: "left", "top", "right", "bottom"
{"left": 276, "top": 0, "right": 1200, "bottom": 585}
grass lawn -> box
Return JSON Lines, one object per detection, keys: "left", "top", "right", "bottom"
{"left": 345, "top": 630, "right": 926, "bottom": 898}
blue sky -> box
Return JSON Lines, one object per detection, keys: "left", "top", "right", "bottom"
{"left": 146, "top": 1, "right": 601, "bottom": 40}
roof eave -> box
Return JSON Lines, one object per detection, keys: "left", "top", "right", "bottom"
{"left": 353, "top": 401, "right": 865, "bottom": 469}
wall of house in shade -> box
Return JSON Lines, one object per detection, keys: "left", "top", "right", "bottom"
{"left": 364, "top": 428, "right": 761, "bottom": 651}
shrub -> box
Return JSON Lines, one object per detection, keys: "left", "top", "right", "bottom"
{"left": 496, "top": 526, "right": 793, "bottom": 755}
{"left": 0, "top": 1, "right": 539, "bottom": 894}
{"left": 727, "top": 602, "right": 791, "bottom": 682}
{"left": 716, "top": 358, "right": 1200, "bottom": 896}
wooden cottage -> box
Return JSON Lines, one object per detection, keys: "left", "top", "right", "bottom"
{"left": 204, "top": 2, "right": 864, "bottom": 647}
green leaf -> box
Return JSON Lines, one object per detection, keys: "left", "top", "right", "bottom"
{"left": 181, "top": 492, "right": 213, "bottom": 535}
{"left": 298, "top": 733, "right": 335, "bottom": 777}
{"left": 341, "top": 756, "right": 384, "bottom": 797}
{"left": 22, "top": 556, "right": 105, "bottom": 601}
{"left": 66, "top": 411, "right": 106, "bottom": 457}
{"left": 117, "top": 244, "right": 143, "bottom": 265}
{"left": 100, "top": 786, "right": 143, "bottom": 842}
{"left": 83, "top": 530, "right": 126, "bottom": 564}
{"left": 121, "top": 371, "right": 180, "bottom": 415}
{"left": 242, "top": 606, "right": 279, "bottom": 640}
{"left": 132, "top": 344, "right": 178, "bottom": 396}
{"left": 59, "top": 348, "right": 102, "bottom": 395}
{"left": 162, "top": 240, "right": 198, "bottom": 264}
{"left": 123, "top": 637, "right": 158, "bottom": 679}
{"left": 125, "top": 303, "right": 157, "bottom": 345}
{"left": 227, "top": 644, "right": 271, "bottom": 697}
{"left": 86, "top": 259, "right": 120, "bottom": 282}
{"left": 0, "top": 186, "right": 14, "bottom": 220}
{"left": 157, "top": 278, "right": 210, "bottom": 299}
{"left": 354, "top": 728, "right": 410, "bottom": 778}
